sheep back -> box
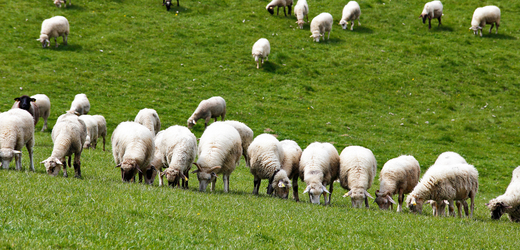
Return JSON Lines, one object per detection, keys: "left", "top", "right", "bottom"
{"left": 135, "top": 108, "right": 161, "bottom": 135}
{"left": 40, "top": 16, "right": 69, "bottom": 40}
{"left": 339, "top": 146, "right": 377, "bottom": 191}
{"left": 197, "top": 122, "right": 242, "bottom": 175}
{"left": 221, "top": 120, "right": 254, "bottom": 167}
{"left": 248, "top": 134, "right": 284, "bottom": 180}
{"left": 378, "top": 155, "right": 420, "bottom": 196}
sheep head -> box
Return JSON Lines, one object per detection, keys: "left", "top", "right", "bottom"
{"left": 486, "top": 199, "right": 512, "bottom": 220}
{"left": 469, "top": 26, "right": 482, "bottom": 36}
{"left": 296, "top": 20, "right": 305, "bottom": 29}
{"left": 343, "top": 188, "right": 374, "bottom": 208}
{"left": 303, "top": 183, "right": 329, "bottom": 204}
{"left": 54, "top": 0, "right": 65, "bottom": 7}
{"left": 116, "top": 159, "right": 139, "bottom": 182}
{"left": 309, "top": 32, "right": 322, "bottom": 42}
{"left": 83, "top": 135, "right": 92, "bottom": 149}
{"left": 339, "top": 20, "right": 348, "bottom": 30}
{"left": 406, "top": 195, "right": 424, "bottom": 214}
{"left": 161, "top": 168, "right": 187, "bottom": 187}
{"left": 165, "top": 0, "right": 172, "bottom": 11}
{"left": 267, "top": 170, "right": 292, "bottom": 199}
{"left": 37, "top": 35, "right": 50, "bottom": 48}
{"left": 187, "top": 118, "right": 196, "bottom": 129}
{"left": 1, "top": 149, "right": 21, "bottom": 169}
{"left": 420, "top": 14, "right": 428, "bottom": 24}
{"left": 267, "top": 6, "right": 274, "bottom": 15}
{"left": 41, "top": 157, "right": 63, "bottom": 176}
{"left": 374, "top": 190, "right": 396, "bottom": 210}
{"left": 192, "top": 163, "right": 220, "bottom": 192}
{"left": 14, "top": 95, "right": 35, "bottom": 111}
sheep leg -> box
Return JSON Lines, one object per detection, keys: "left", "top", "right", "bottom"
{"left": 63, "top": 34, "right": 68, "bottom": 46}
{"left": 42, "top": 117, "right": 48, "bottom": 131}
{"left": 448, "top": 201, "right": 456, "bottom": 217}
{"left": 292, "top": 175, "right": 299, "bottom": 202}
{"left": 327, "top": 182, "right": 333, "bottom": 205}
{"left": 495, "top": 23, "right": 499, "bottom": 34}
{"left": 428, "top": 18, "right": 432, "bottom": 30}
{"left": 276, "top": 6, "right": 279, "bottom": 15}
{"left": 253, "top": 177, "right": 261, "bottom": 195}
{"left": 327, "top": 31, "right": 330, "bottom": 40}
{"left": 176, "top": 0, "right": 179, "bottom": 6}
{"left": 256, "top": 62, "right": 259, "bottom": 69}
{"left": 489, "top": 24, "right": 494, "bottom": 34}
{"left": 204, "top": 117, "right": 211, "bottom": 129}
{"left": 438, "top": 16, "right": 442, "bottom": 27}
{"left": 469, "top": 192, "right": 475, "bottom": 218}
{"left": 211, "top": 178, "right": 216, "bottom": 192}
{"left": 397, "top": 190, "right": 404, "bottom": 212}
{"left": 139, "top": 172, "right": 143, "bottom": 183}
{"left": 288, "top": 5, "right": 292, "bottom": 16}
{"left": 15, "top": 153, "right": 21, "bottom": 171}
{"left": 27, "top": 140, "right": 34, "bottom": 172}
{"left": 102, "top": 136, "right": 106, "bottom": 151}
{"left": 351, "top": 22, "right": 354, "bottom": 31}
{"left": 73, "top": 153, "right": 81, "bottom": 178}
{"left": 223, "top": 175, "right": 229, "bottom": 193}
{"left": 54, "top": 37, "right": 59, "bottom": 48}
{"left": 455, "top": 201, "right": 462, "bottom": 218}
{"left": 283, "top": 7, "right": 287, "bottom": 17}
{"left": 364, "top": 196, "right": 369, "bottom": 208}
{"left": 63, "top": 157, "right": 68, "bottom": 177}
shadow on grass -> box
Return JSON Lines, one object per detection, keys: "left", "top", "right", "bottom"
{"left": 262, "top": 61, "right": 279, "bottom": 72}
{"left": 166, "top": 5, "right": 192, "bottom": 14}
{"left": 481, "top": 33, "right": 517, "bottom": 40}
{"left": 62, "top": 4, "right": 85, "bottom": 11}
{"left": 435, "top": 25, "right": 454, "bottom": 32}
{"left": 56, "top": 44, "right": 83, "bottom": 51}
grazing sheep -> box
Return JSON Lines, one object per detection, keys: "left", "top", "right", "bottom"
{"left": 375, "top": 155, "right": 420, "bottom": 212}
{"left": 470, "top": 5, "right": 500, "bottom": 37}
{"left": 193, "top": 122, "right": 242, "bottom": 192}
{"left": 299, "top": 142, "right": 340, "bottom": 205}
{"left": 78, "top": 115, "right": 99, "bottom": 150}
{"left": 222, "top": 120, "right": 254, "bottom": 167}
{"left": 420, "top": 1, "right": 443, "bottom": 30}
{"left": 69, "top": 93, "right": 90, "bottom": 115}
{"left": 294, "top": 0, "right": 309, "bottom": 29}
{"left": 0, "top": 109, "right": 34, "bottom": 171}
{"left": 280, "top": 139, "right": 302, "bottom": 201}
{"left": 92, "top": 115, "right": 107, "bottom": 151}
{"left": 54, "top": 0, "right": 70, "bottom": 8}
{"left": 339, "top": 146, "right": 377, "bottom": 208}
{"left": 163, "top": 0, "right": 179, "bottom": 11}
{"left": 112, "top": 122, "right": 155, "bottom": 184}
{"left": 42, "top": 113, "right": 87, "bottom": 177}
{"left": 486, "top": 166, "right": 520, "bottom": 222}
{"left": 310, "top": 13, "right": 333, "bottom": 42}
{"left": 266, "top": 0, "right": 293, "bottom": 16}
{"left": 31, "top": 94, "right": 51, "bottom": 131}
{"left": 252, "top": 38, "right": 270, "bottom": 69}
{"left": 37, "top": 16, "right": 69, "bottom": 48}
{"left": 339, "top": 1, "right": 361, "bottom": 31}
{"left": 187, "top": 96, "right": 226, "bottom": 129}
{"left": 151, "top": 126, "right": 197, "bottom": 188}
{"left": 135, "top": 108, "right": 161, "bottom": 136}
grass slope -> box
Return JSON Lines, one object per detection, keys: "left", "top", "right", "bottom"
{"left": 1, "top": 0, "right": 520, "bottom": 248}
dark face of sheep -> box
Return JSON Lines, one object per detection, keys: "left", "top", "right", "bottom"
{"left": 14, "top": 95, "right": 35, "bottom": 111}
{"left": 271, "top": 180, "right": 291, "bottom": 199}
{"left": 162, "top": 168, "right": 187, "bottom": 187}
{"left": 144, "top": 167, "right": 156, "bottom": 185}
{"left": 420, "top": 14, "right": 428, "bottom": 24}
{"left": 165, "top": 0, "right": 172, "bottom": 11}
{"left": 192, "top": 163, "right": 220, "bottom": 192}
{"left": 41, "top": 158, "right": 63, "bottom": 176}
{"left": 486, "top": 201, "right": 511, "bottom": 220}
{"left": 374, "top": 191, "right": 396, "bottom": 210}
{"left": 407, "top": 196, "right": 424, "bottom": 213}
{"left": 267, "top": 6, "right": 274, "bottom": 15}
{"left": 116, "top": 162, "right": 139, "bottom": 182}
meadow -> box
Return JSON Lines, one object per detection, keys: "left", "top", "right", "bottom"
{"left": 1, "top": 0, "right": 520, "bottom": 248}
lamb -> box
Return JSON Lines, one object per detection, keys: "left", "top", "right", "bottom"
{"left": 280, "top": 139, "right": 302, "bottom": 201}
{"left": 36, "top": 16, "right": 69, "bottom": 48}
{"left": 31, "top": 94, "right": 51, "bottom": 131}
{"left": 0, "top": 109, "right": 34, "bottom": 171}
{"left": 339, "top": 146, "right": 377, "bottom": 208}
{"left": 135, "top": 108, "right": 161, "bottom": 135}
{"left": 112, "top": 122, "right": 155, "bottom": 184}
{"left": 252, "top": 38, "right": 270, "bottom": 69}
{"left": 299, "top": 142, "right": 340, "bottom": 205}
{"left": 54, "top": 0, "right": 70, "bottom": 8}
{"left": 92, "top": 115, "right": 107, "bottom": 151}
{"left": 486, "top": 166, "right": 520, "bottom": 222}
{"left": 187, "top": 96, "right": 226, "bottom": 129}
{"left": 420, "top": 1, "right": 443, "bottom": 30}
{"left": 69, "top": 93, "right": 90, "bottom": 115}
{"left": 78, "top": 115, "right": 99, "bottom": 150}
{"left": 374, "top": 155, "right": 420, "bottom": 212}
{"left": 339, "top": 1, "right": 361, "bottom": 31}
{"left": 221, "top": 120, "right": 254, "bottom": 167}
{"left": 151, "top": 126, "right": 197, "bottom": 188}
{"left": 294, "top": 0, "right": 309, "bottom": 29}
{"left": 470, "top": 5, "right": 500, "bottom": 37}
{"left": 163, "top": 0, "right": 179, "bottom": 11}
{"left": 266, "top": 0, "right": 293, "bottom": 17}
{"left": 192, "top": 122, "right": 242, "bottom": 192}
{"left": 310, "top": 13, "right": 333, "bottom": 42}
{"left": 41, "top": 112, "right": 87, "bottom": 177}
{"left": 12, "top": 95, "right": 40, "bottom": 126}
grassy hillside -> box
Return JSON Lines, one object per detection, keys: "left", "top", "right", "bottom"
{"left": 1, "top": 0, "right": 520, "bottom": 248}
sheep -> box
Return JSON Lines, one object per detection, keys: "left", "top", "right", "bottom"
{"left": 31, "top": 94, "right": 51, "bottom": 131}
{"left": 339, "top": 1, "right": 361, "bottom": 31}
{"left": 252, "top": 38, "right": 270, "bottom": 69}
{"left": 420, "top": 1, "right": 443, "bottom": 30}
{"left": 266, "top": 0, "right": 293, "bottom": 17}
{"left": 41, "top": 112, "right": 86, "bottom": 177}
{"left": 280, "top": 139, "right": 302, "bottom": 201}
{"left": 36, "top": 16, "right": 69, "bottom": 48}
{"left": 470, "top": 6, "right": 500, "bottom": 37}
{"left": 486, "top": 166, "right": 520, "bottom": 222}
{"left": 310, "top": 13, "right": 333, "bottom": 42}
{"left": 192, "top": 122, "right": 242, "bottom": 193}
{"left": 221, "top": 120, "right": 254, "bottom": 168}
{"left": 0, "top": 109, "right": 34, "bottom": 171}
{"left": 69, "top": 93, "right": 90, "bottom": 115}
{"left": 299, "top": 142, "right": 340, "bottom": 205}
{"left": 54, "top": 0, "right": 70, "bottom": 8}
{"left": 112, "top": 122, "right": 155, "bottom": 184}
{"left": 135, "top": 108, "right": 161, "bottom": 136}
{"left": 151, "top": 126, "right": 197, "bottom": 188}
{"left": 294, "top": 0, "right": 309, "bottom": 29}
{"left": 374, "top": 155, "right": 420, "bottom": 212}
{"left": 187, "top": 96, "right": 226, "bottom": 129}
{"left": 163, "top": 0, "right": 179, "bottom": 11}
{"left": 12, "top": 95, "right": 39, "bottom": 126}
{"left": 406, "top": 162, "right": 479, "bottom": 217}
{"left": 92, "top": 115, "right": 107, "bottom": 151}
{"left": 78, "top": 115, "right": 99, "bottom": 150}
{"left": 339, "top": 146, "right": 377, "bottom": 208}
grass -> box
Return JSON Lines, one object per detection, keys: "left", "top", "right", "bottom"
{"left": 1, "top": 0, "right": 520, "bottom": 248}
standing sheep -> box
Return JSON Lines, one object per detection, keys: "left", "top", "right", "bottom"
{"left": 486, "top": 166, "right": 520, "bottom": 222}
{"left": 252, "top": 38, "right": 270, "bottom": 69}
{"left": 135, "top": 108, "right": 161, "bottom": 136}
{"left": 12, "top": 95, "right": 40, "bottom": 126}
{"left": 310, "top": 13, "right": 333, "bottom": 42}
{"left": 299, "top": 142, "right": 340, "bottom": 205}
{"left": 339, "top": 146, "right": 377, "bottom": 208}
{"left": 280, "top": 139, "right": 302, "bottom": 201}
{"left": 37, "top": 16, "right": 69, "bottom": 48}
{"left": 266, "top": 0, "right": 293, "bottom": 16}
{"left": 374, "top": 155, "right": 420, "bottom": 212}
{"left": 420, "top": 1, "right": 443, "bottom": 30}
{"left": 470, "top": 6, "right": 501, "bottom": 37}
{"left": 221, "top": 120, "right": 254, "bottom": 168}
{"left": 294, "top": 0, "right": 309, "bottom": 29}
{"left": 193, "top": 122, "right": 242, "bottom": 192}
{"left": 112, "top": 122, "right": 155, "bottom": 184}
{"left": 163, "top": 0, "right": 179, "bottom": 11}
{"left": 339, "top": 1, "right": 361, "bottom": 31}
{"left": 92, "top": 115, "right": 107, "bottom": 151}
{"left": 31, "top": 94, "right": 51, "bottom": 131}
{"left": 78, "top": 115, "right": 99, "bottom": 150}
{"left": 0, "top": 109, "right": 35, "bottom": 171}
{"left": 187, "top": 96, "right": 226, "bottom": 129}
{"left": 69, "top": 93, "right": 90, "bottom": 115}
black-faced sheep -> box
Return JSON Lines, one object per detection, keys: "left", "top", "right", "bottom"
{"left": 339, "top": 146, "right": 377, "bottom": 208}
{"left": 187, "top": 96, "right": 226, "bottom": 129}
{"left": 0, "top": 109, "right": 35, "bottom": 171}
{"left": 12, "top": 95, "right": 39, "bottom": 126}
{"left": 486, "top": 166, "right": 520, "bottom": 222}
{"left": 163, "top": 0, "right": 179, "bottom": 11}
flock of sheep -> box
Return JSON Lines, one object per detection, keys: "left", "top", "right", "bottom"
{"left": 1, "top": 94, "right": 520, "bottom": 223}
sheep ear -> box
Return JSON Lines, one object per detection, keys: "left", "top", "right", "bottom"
{"left": 309, "top": 35, "right": 313, "bottom": 37}
{"left": 14, "top": 97, "right": 20, "bottom": 101}
{"left": 322, "top": 185, "right": 330, "bottom": 194}
{"left": 180, "top": 171, "right": 188, "bottom": 181}
{"left": 303, "top": 185, "right": 311, "bottom": 194}
{"left": 365, "top": 190, "right": 374, "bottom": 199}
{"left": 343, "top": 190, "right": 352, "bottom": 197}
{"left": 40, "top": 160, "right": 48, "bottom": 164}
{"left": 387, "top": 195, "right": 397, "bottom": 204}
{"left": 160, "top": 172, "right": 165, "bottom": 177}
{"left": 115, "top": 163, "right": 121, "bottom": 168}
{"left": 36, "top": 38, "right": 41, "bottom": 41}
{"left": 13, "top": 150, "right": 22, "bottom": 155}
{"left": 31, "top": 98, "right": 36, "bottom": 102}
{"left": 192, "top": 162, "right": 202, "bottom": 172}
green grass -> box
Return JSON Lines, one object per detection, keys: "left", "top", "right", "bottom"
{"left": 1, "top": 0, "right": 520, "bottom": 248}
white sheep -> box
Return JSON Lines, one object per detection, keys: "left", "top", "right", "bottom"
{"left": 0, "top": 109, "right": 34, "bottom": 171}
{"left": 252, "top": 38, "right": 270, "bottom": 69}
{"left": 37, "top": 16, "right": 69, "bottom": 48}
{"left": 420, "top": 1, "right": 443, "bottom": 30}
{"left": 31, "top": 94, "right": 51, "bottom": 131}
{"left": 299, "top": 142, "right": 340, "bottom": 205}
{"left": 280, "top": 139, "right": 302, "bottom": 201}
{"left": 221, "top": 120, "right": 254, "bottom": 168}
{"left": 193, "top": 122, "right": 242, "bottom": 192}
{"left": 41, "top": 113, "right": 87, "bottom": 177}
{"left": 266, "top": 0, "right": 293, "bottom": 16}
{"left": 339, "top": 146, "right": 377, "bottom": 208}
{"left": 78, "top": 115, "right": 99, "bottom": 150}
{"left": 187, "top": 96, "right": 226, "bottom": 129}
{"left": 151, "top": 126, "right": 197, "bottom": 188}
{"left": 92, "top": 115, "right": 107, "bottom": 151}
{"left": 294, "top": 0, "right": 309, "bottom": 29}
{"left": 54, "top": 0, "right": 71, "bottom": 8}
{"left": 112, "top": 122, "right": 155, "bottom": 184}
{"left": 310, "top": 13, "right": 333, "bottom": 42}
{"left": 12, "top": 95, "right": 39, "bottom": 126}
{"left": 339, "top": 1, "right": 361, "bottom": 31}
{"left": 69, "top": 93, "right": 90, "bottom": 115}
{"left": 470, "top": 5, "right": 500, "bottom": 37}
{"left": 135, "top": 108, "right": 161, "bottom": 135}
{"left": 486, "top": 166, "right": 520, "bottom": 222}
{"left": 375, "top": 155, "right": 420, "bottom": 212}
